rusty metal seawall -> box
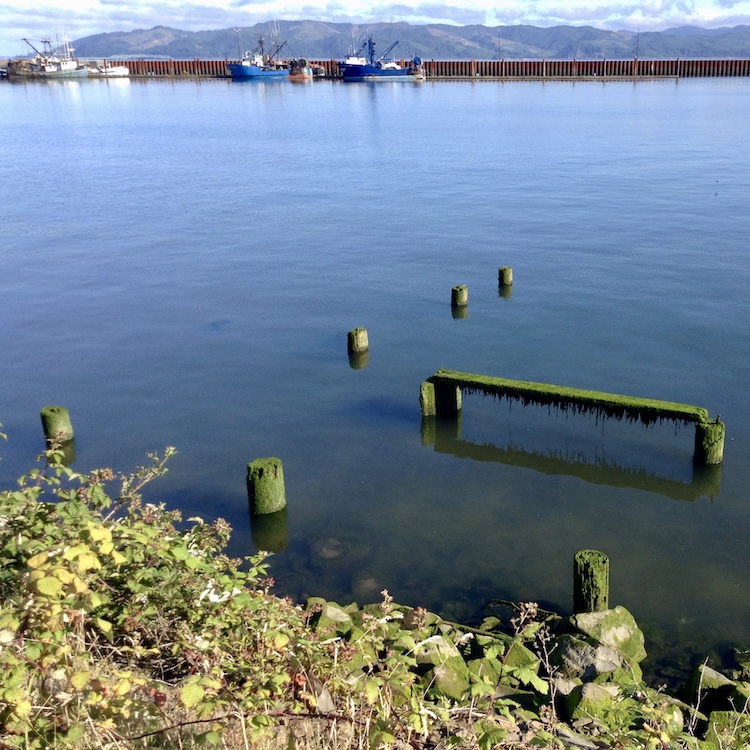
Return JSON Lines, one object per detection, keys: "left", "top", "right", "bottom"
{"left": 121, "top": 57, "right": 750, "bottom": 79}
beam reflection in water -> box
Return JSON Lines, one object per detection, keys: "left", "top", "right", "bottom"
{"left": 420, "top": 410, "right": 722, "bottom": 502}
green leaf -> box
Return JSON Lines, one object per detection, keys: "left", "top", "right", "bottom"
{"left": 33, "top": 576, "right": 63, "bottom": 597}
{"left": 170, "top": 545, "right": 190, "bottom": 561}
{"left": 181, "top": 682, "right": 205, "bottom": 708}
{"left": 94, "top": 618, "right": 113, "bottom": 641}
{"left": 26, "top": 551, "right": 50, "bottom": 569}
{"left": 478, "top": 727, "right": 507, "bottom": 750}
{"left": 514, "top": 666, "right": 548, "bottom": 694}
{"left": 66, "top": 724, "right": 86, "bottom": 743}
{"left": 70, "top": 671, "right": 91, "bottom": 690}
{"left": 364, "top": 676, "right": 381, "bottom": 705}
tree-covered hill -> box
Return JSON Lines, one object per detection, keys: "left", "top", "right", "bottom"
{"left": 70, "top": 20, "right": 750, "bottom": 60}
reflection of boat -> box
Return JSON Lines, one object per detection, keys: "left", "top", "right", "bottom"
{"left": 228, "top": 30, "right": 289, "bottom": 80}
{"left": 89, "top": 62, "right": 130, "bottom": 77}
{"left": 288, "top": 58, "right": 313, "bottom": 82}
{"left": 338, "top": 37, "right": 424, "bottom": 82}
{"left": 7, "top": 33, "right": 90, "bottom": 78}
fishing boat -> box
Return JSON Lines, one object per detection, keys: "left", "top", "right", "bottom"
{"left": 7, "top": 33, "right": 89, "bottom": 78}
{"left": 288, "top": 58, "right": 313, "bottom": 82}
{"left": 227, "top": 31, "right": 289, "bottom": 80}
{"left": 89, "top": 62, "right": 130, "bottom": 77}
{"left": 338, "top": 37, "right": 424, "bottom": 82}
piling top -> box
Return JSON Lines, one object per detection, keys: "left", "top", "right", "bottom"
{"left": 428, "top": 369, "right": 710, "bottom": 425}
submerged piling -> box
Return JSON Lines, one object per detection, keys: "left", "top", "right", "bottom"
{"left": 247, "top": 457, "right": 287, "bottom": 515}
{"left": 573, "top": 549, "right": 610, "bottom": 613}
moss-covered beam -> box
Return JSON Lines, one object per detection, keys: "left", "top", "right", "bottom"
{"left": 427, "top": 369, "right": 710, "bottom": 425}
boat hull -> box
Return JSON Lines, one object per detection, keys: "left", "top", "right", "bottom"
{"left": 7, "top": 64, "right": 89, "bottom": 78}
{"left": 288, "top": 59, "right": 313, "bottom": 81}
{"left": 227, "top": 63, "right": 289, "bottom": 80}
{"left": 339, "top": 64, "right": 423, "bottom": 82}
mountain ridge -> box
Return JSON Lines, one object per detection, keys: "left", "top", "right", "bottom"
{"left": 70, "top": 21, "right": 750, "bottom": 60}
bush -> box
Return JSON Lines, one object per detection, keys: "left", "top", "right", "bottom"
{"left": 0, "top": 442, "right": 323, "bottom": 748}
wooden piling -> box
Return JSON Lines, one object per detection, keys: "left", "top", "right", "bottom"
{"left": 694, "top": 418, "right": 725, "bottom": 465}
{"left": 573, "top": 549, "right": 609, "bottom": 613}
{"left": 40, "top": 405, "right": 74, "bottom": 442}
{"left": 347, "top": 327, "right": 369, "bottom": 353}
{"left": 247, "top": 457, "right": 286, "bottom": 515}
{"left": 451, "top": 285, "right": 468, "bottom": 307}
{"left": 420, "top": 381, "right": 436, "bottom": 416}
{"left": 498, "top": 266, "right": 514, "bottom": 286}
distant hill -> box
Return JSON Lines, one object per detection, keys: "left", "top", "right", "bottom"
{"left": 71, "top": 21, "right": 750, "bottom": 61}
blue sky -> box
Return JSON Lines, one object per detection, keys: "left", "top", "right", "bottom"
{"left": 2, "top": 0, "right": 750, "bottom": 56}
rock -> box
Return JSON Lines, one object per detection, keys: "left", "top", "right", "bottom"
{"left": 566, "top": 682, "right": 635, "bottom": 726}
{"left": 569, "top": 606, "right": 647, "bottom": 664}
{"left": 684, "top": 664, "right": 750, "bottom": 717}
{"left": 351, "top": 571, "right": 381, "bottom": 601}
{"left": 307, "top": 600, "right": 353, "bottom": 638}
{"left": 705, "top": 710, "right": 750, "bottom": 748}
{"left": 550, "top": 676, "right": 581, "bottom": 696}
{"left": 309, "top": 537, "right": 344, "bottom": 563}
{"left": 553, "top": 634, "right": 632, "bottom": 682}
{"left": 554, "top": 723, "right": 600, "bottom": 749}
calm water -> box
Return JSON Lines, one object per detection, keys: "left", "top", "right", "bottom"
{"left": 2, "top": 76, "right": 750, "bottom": 681}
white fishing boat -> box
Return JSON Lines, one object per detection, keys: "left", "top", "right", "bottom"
{"left": 89, "top": 62, "right": 130, "bottom": 77}
{"left": 7, "top": 33, "right": 90, "bottom": 78}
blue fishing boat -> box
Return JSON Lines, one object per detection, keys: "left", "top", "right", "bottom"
{"left": 228, "top": 31, "right": 289, "bottom": 80}
{"left": 338, "top": 37, "right": 423, "bottom": 82}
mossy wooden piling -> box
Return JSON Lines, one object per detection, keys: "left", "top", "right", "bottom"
{"left": 573, "top": 549, "right": 610, "bottom": 613}
{"left": 348, "top": 327, "right": 369, "bottom": 353}
{"left": 451, "top": 285, "right": 468, "bottom": 307}
{"left": 694, "top": 418, "right": 725, "bottom": 466}
{"left": 419, "top": 369, "right": 724, "bottom": 464}
{"left": 40, "top": 405, "right": 74, "bottom": 442}
{"left": 247, "top": 457, "right": 287, "bottom": 515}
{"left": 498, "top": 267, "right": 513, "bottom": 287}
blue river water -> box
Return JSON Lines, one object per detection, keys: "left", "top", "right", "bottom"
{"left": 2, "top": 75, "right": 749, "bottom": 682}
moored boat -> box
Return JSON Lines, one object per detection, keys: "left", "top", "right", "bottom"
{"left": 7, "top": 33, "right": 89, "bottom": 78}
{"left": 339, "top": 37, "right": 423, "bottom": 82}
{"left": 89, "top": 62, "right": 130, "bottom": 77}
{"left": 288, "top": 58, "right": 313, "bottom": 82}
{"left": 228, "top": 31, "right": 289, "bottom": 80}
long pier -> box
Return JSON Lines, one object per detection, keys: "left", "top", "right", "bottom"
{"left": 120, "top": 57, "right": 750, "bottom": 79}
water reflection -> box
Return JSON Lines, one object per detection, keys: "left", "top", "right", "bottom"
{"left": 250, "top": 507, "right": 289, "bottom": 552}
{"left": 420, "top": 415, "right": 721, "bottom": 502}
{"left": 348, "top": 349, "right": 369, "bottom": 369}
{"left": 54, "top": 438, "right": 77, "bottom": 467}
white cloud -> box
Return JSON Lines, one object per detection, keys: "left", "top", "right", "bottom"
{"left": 1, "top": 0, "right": 750, "bottom": 56}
